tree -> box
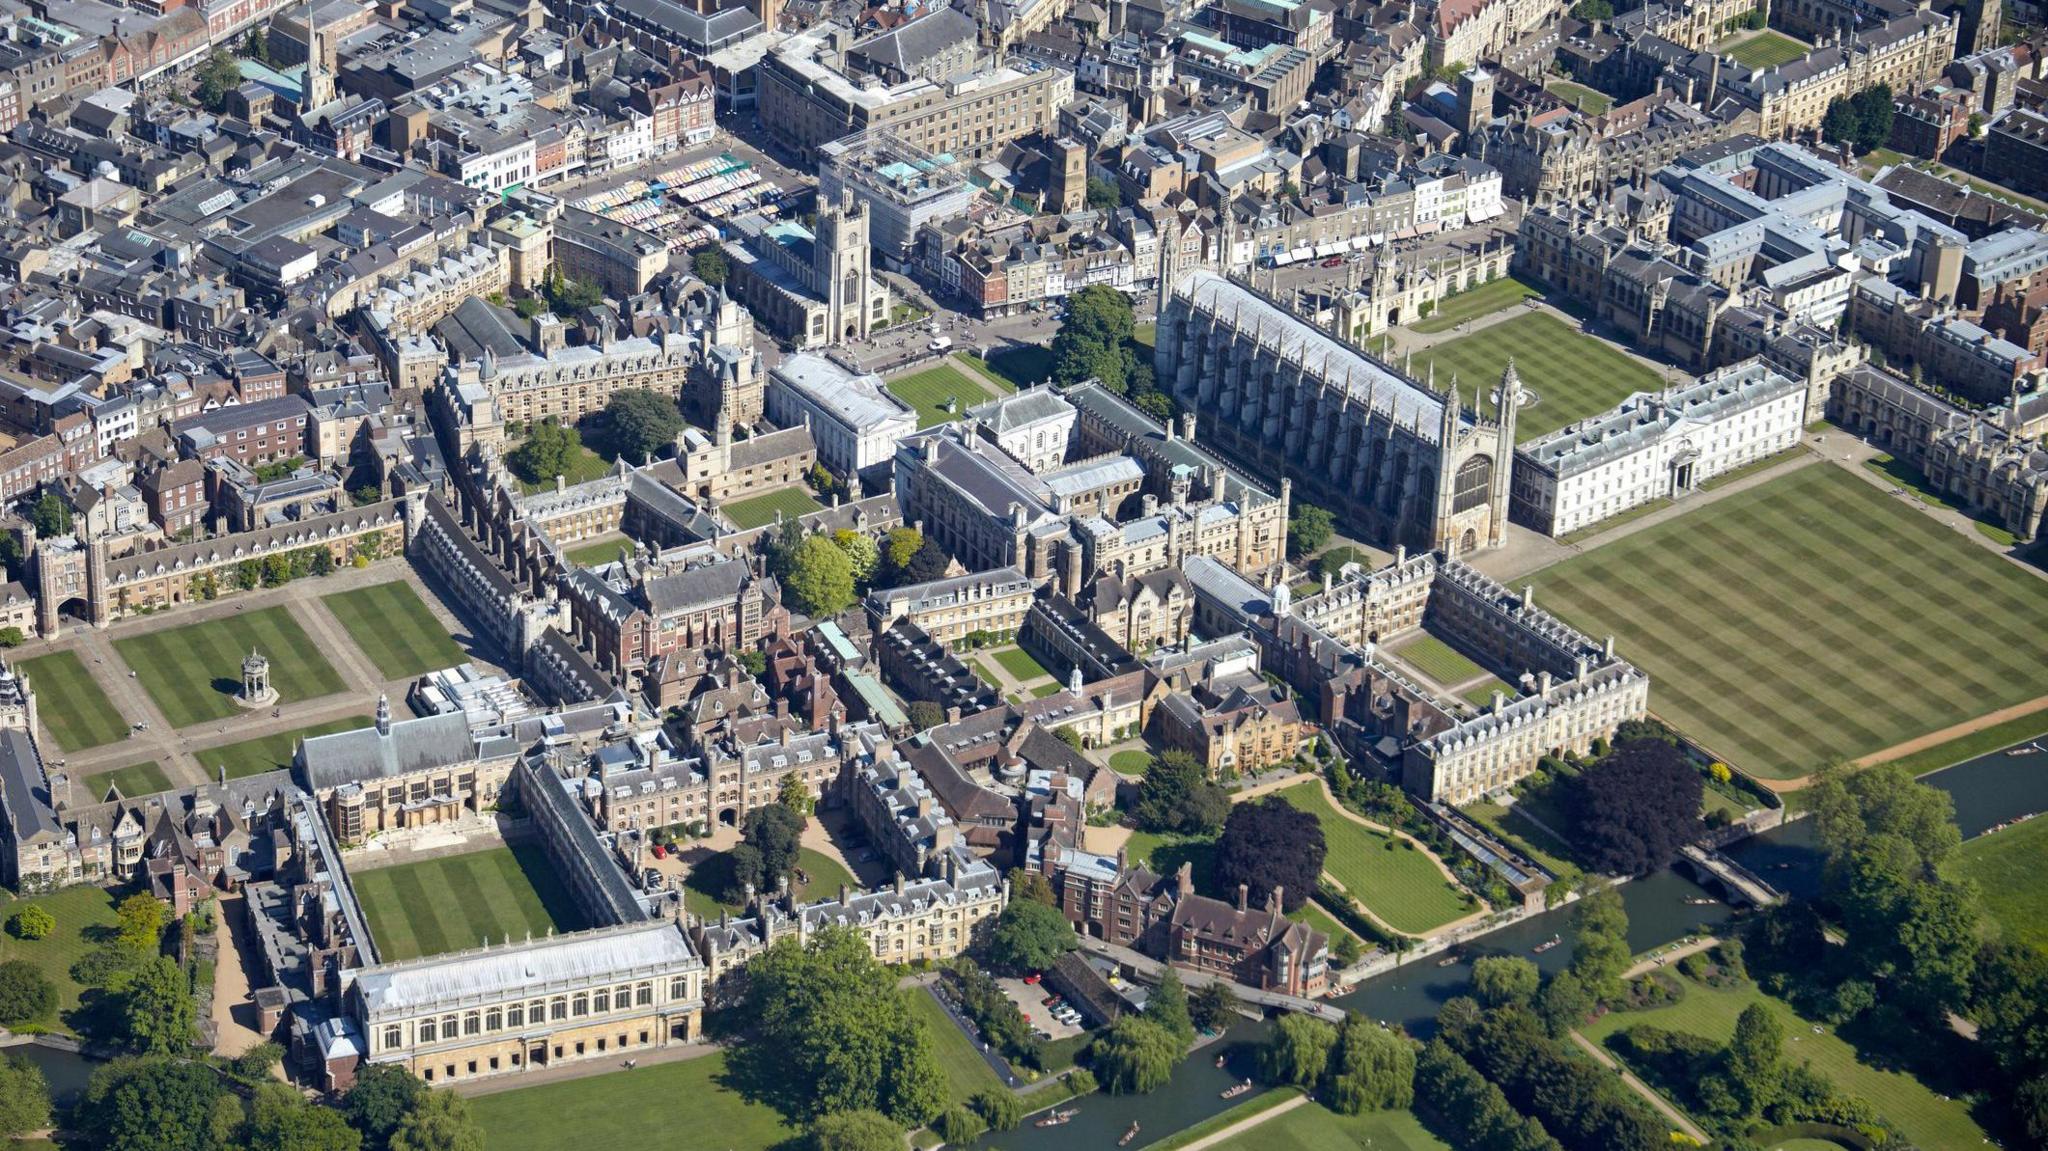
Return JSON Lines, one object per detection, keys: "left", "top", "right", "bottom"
{"left": 8, "top": 904, "right": 52, "bottom": 940}
{"left": 1471, "top": 955, "right": 1541, "bottom": 1009}
{"left": 1809, "top": 761, "right": 1959, "bottom": 877}
{"left": 1190, "top": 981, "right": 1237, "bottom": 1032}
{"left": 972, "top": 1087, "right": 1023, "bottom": 1131}
{"left": 783, "top": 533, "right": 856, "bottom": 617}
{"left": 507, "top": 421, "right": 580, "bottom": 484}
{"left": 1144, "top": 968, "right": 1196, "bottom": 1049}
{"left": 906, "top": 700, "right": 946, "bottom": 731}
{"left": 1821, "top": 96, "right": 1863, "bottom": 149}
{"left": 604, "top": 389, "right": 683, "bottom": 463}
{"left": 0, "top": 961, "right": 54, "bottom": 1027}
{"left": 80, "top": 1057, "right": 226, "bottom": 1151}
{"left": 116, "top": 894, "right": 166, "bottom": 958}
{"left": 1569, "top": 888, "right": 1630, "bottom": 1004}
{"left": 1050, "top": 285, "right": 1137, "bottom": 393}
{"left": 118, "top": 956, "right": 196, "bottom": 1055}
{"left": 693, "top": 246, "right": 730, "bottom": 286}
{"left": 1287, "top": 504, "right": 1333, "bottom": 558}
{"left": 28, "top": 491, "right": 69, "bottom": 539}
{"left": 985, "top": 899, "right": 1077, "bottom": 973}
{"left": 904, "top": 538, "right": 951, "bottom": 583}
{"left": 543, "top": 271, "right": 604, "bottom": 314}
{"left": 1565, "top": 738, "right": 1702, "bottom": 876}
{"left": 737, "top": 649, "right": 768, "bottom": 677}
{"left": 1571, "top": 0, "right": 1613, "bottom": 16}
{"left": 832, "top": 530, "right": 879, "bottom": 588}
{"left": 803, "top": 1110, "right": 901, "bottom": 1151}
{"left": 1092, "top": 1015, "right": 1181, "bottom": 1093}
{"left": 343, "top": 1064, "right": 429, "bottom": 1151}
{"left": 1850, "top": 84, "right": 1894, "bottom": 152}
{"left": 195, "top": 50, "right": 241, "bottom": 111}
{"left": 1085, "top": 177, "right": 1122, "bottom": 212}
{"left": 247, "top": 1081, "right": 363, "bottom": 1151}
{"left": 0, "top": 628, "right": 23, "bottom": 649}
{"left": 1130, "top": 751, "right": 1229, "bottom": 835}
{"left": 778, "top": 773, "right": 816, "bottom": 818}
{"left": 1263, "top": 1013, "right": 1337, "bottom": 1087}
{"left": 241, "top": 28, "right": 269, "bottom": 62}
{"left": 1009, "top": 867, "right": 1057, "bottom": 906}
{"left": 732, "top": 803, "right": 805, "bottom": 899}
{"left": 740, "top": 927, "right": 948, "bottom": 1124}
{"left": 1214, "top": 796, "right": 1325, "bottom": 913}
{"left": 0, "top": 1055, "right": 46, "bottom": 1139}
{"left": 936, "top": 1105, "right": 985, "bottom": 1144}
{"left": 1534, "top": 968, "right": 1594, "bottom": 1036}
{"left": 881, "top": 528, "right": 923, "bottom": 582}
{"left": 1321, "top": 1014, "right": 1415, "bottom": 1115}
{"left": 387, "top": 1090, "right": 484, "bottom": 1151}
{"left": 1721, "top": 1003, "right": 1783, "bottom": 1118}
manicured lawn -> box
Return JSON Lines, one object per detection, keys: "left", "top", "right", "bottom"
{"left": 682, "top": 847, "right": 860, "bottom": 920}
{"left": 721, "top": 486, "right": 823, "bottom": 530}
{"left": 86, "top": 761, "right": 173, "bottom": 799}
{"left": 991, "top": 645, "right": 1053, "bottom": 684}
{"left": 115, "top": 607, "right": 346, "bottom": 728}
{"left": 887, "top": 364, "right": 999, "bottom": 429}
{"left": 1209, "top": 1102, "right": 1451, "bottom": 1151}
{"left": 1412, "top": 312, "right": 1662, "bottom": 443}
{"left": 1546, "top": 79, "right": 1612, "bottom": 114}
{"left": 1133, "top": 323, "right": 1156, "bottom": 349}
{"left": 1721, "top": 30, "right": 1809, "bottom": 69}
{"left": 1411, "top": 276, "right": 1542, "bottom": 334}
{"left": 1463, "top": 799, "right": 1580, "bottom": 881}
{"left": 1946, "top": 814, "right": 2048, "bottom": 952}
{"left": 1288, "top": 900, "right": 1361, "bottom": 947}
{"left": 1530, "top": 465, "right": 2048, "bottom": 779}
{"left": 472, "top": 1049, "right": 796, "bottom": 1151}
{"left": 322, "top": 582, "right": 467, "bottom": 679}
{"left": 1389, "top": 634, "right": 1488, "bottom": 687}
{"left": 352, "top": 844, "right": 584, "bottom": 962}
{"left": 1863, "top": 454, "right": 2018, "bottom": 546}
{"left": 565, "top": 535, "right": 633, "bottom": 567}
{"left": 906, "top": 985, "right": 1009, "bottom": 1105}
{"left": 1460, "top": 679, "right": 1516, "bottom": 710}
{"left": 1122, "top": 831, "right": 1220, "bottom": 893}
{"left": 16, "top": 651, "right": 127, "bottom": 751}
{"left": 950, "top": 351, "right": 1018, "bottom": 395}
{"left": 510, "top": 436, "right": 614, "bottom": 495}
{"left": 1109, "top": 750, "right": 1154, "bottom": 774}
{"left": 1274, "top": 783, "right": 1473, "bottom": 935}
{"left": 197, "top": 715, "right": 375, "bottom": 781}
{"left": 0, "top": 885, "right": 125, "bottom": 1033}
{"left": 967, "top": 345, "right": 1057, "bottom": 393}
{"left": 1581, "top": 974, "right": 1988, "bottom": 1149}
{"left": 1887, "top": 708, "right": 2048, "bottom": 776}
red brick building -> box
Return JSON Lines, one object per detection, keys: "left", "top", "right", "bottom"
{"left": 170, "top": 395, "right": 312, "bottom": 466}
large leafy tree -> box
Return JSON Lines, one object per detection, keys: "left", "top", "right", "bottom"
{"left": 739, "top": 927, "right": 948, "bottom": 1124}
{"left": 1092, "top": 1015, "right": 1181, "bottom": 1094}
{"left": 985, "top": 899, "right": 1077, "bottom": 973}
{"left": 1130, "top": 751, "right": 1229, "bottom": 836}
{"left": 1471, "top": 955, "right": 1540, "bottom": 1009}
{"left": 0, "top": 1055, "right": 48, "bottom": 1138}
{"left": 1286, "top": 503, "right": 1334, "bottom": 559}
{"left": 903, "top": 537, "right": 951, "bottom": 583}
{"left": 1050, "top": 285, "right": 1137, "bottom": 393}
{"left": 1321, "top": 1014, "right": 1415, "bottom": 1115}
{"left": 879, "top": 528, "right": 924, "bottom": 583}
{"left": 1143, "top": 969, "right": 1196, "bottom": 1049}
{"left": 196, "top": 50, "right": 242, "bottom": 111}
{"left": 832, "top": 530, "right": 879, "bottom": 588}
{"left": 730, "top": 802, "right": 806, "bottom": 901}
{"left": 1214, "top": 796, "right": 1325, "bottom": 913}
{"left": 1567, "top": 887, "right": 1630, "bottom": 1005}
{"left": 118, "top": 956, "right": 196, "bottom": 1056}
{"left": 804, "top": 1110, "right": 902, "bottom": 1151}
{"left": 1565, "top": 738, "right": 1702, "bottom": 876}
{"left": 506, "top": 421, "right": 581, "bottom": 484}
{"left": 28, "top": 491, "right": 69, "bottom": 539}
{"left": 1262, "top": 1013, "right": 1337, "bottom": 1087}
{"left": 80, "top": 1057, "right": 228, "bottom": 1151}
{"left": 387, "top": 1090, "right": 484, "bottom": 1151}
{"left": 1719, "top": 1003, "right": 1783, "bottom": 1118}
{"left": 247, "top": 1082, "right": 362, "bottom": 1151}
{"left": 0, "top": 961, "right": 54, "bottom": 1026}
{"left": 343, "top": 1064, "right": 430, "bottom": 1151}
{"left": 604, "top": 389, "right": 683, "bottom": 463}
{"left": 781, "top": 533, "right": 856, "bottom": 618}
{"left": 693, "top": 246, "right": 729, "bottom": 286}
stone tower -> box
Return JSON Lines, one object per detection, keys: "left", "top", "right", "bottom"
{"left": 301, "top": 0, "right": 335, "bottom": 111}
{"left": 815, "top": 192, "right": 880, "bottom": 343}
{"left": 1052, "top": 137, "right": 1088, "bottom": 214}
{"left": 1457, "top": 66, "right": 1495, "bottom": 143}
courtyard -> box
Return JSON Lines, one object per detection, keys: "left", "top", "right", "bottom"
{"left": 1717, "top": 29, "right": 1809, "bottom": 70}
{"left": 1528, "top": 465, "right": 2048, "bottom": 779}
{"left": 719, "top": 486, "right": 824, "bottom": 530}
{"left": 351, "top": 844, "right": 585, "bottom": 963}
{"left": 321, "top": 581, "right": 469, "bottom": 679}
{"left": 886, "top": 362, "right": 1003, "bottom": 429}
{"left": 1410, "top": 312, "right": 1664, "bottom": 442}
{"left": 113, "top": 606, "right": 347, "bottom": 728}
{"left": 1410, "top": 276, "right": 1541, "bottom": 335}
{"left": 16, "top": 650, "right": 128, "bottom": 751}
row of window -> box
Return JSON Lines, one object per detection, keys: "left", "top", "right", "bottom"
{"left": 382, "top": 978, "right": 687, "bottom": 1050}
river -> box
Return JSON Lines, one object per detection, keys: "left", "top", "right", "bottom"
{"left": 974, "top": 737, "right": 2048, "bottom": 1150}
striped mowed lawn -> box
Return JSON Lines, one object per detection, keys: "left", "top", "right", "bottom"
{"left": 87, "top": 761, "right": 173, "bottom": 799}
{"left": 199, "top": 715, "right": 375, "bottom": 781}
{"left": 1274, "top": 783, "right": 1473, "bottom": 935}
{"left": 1412, "top": 312, "right": 1662, "bottom": 442}
{"left": 114, "top": 606, "right": 346, "bottom": 728}
{"left": 887, "top": 364, "right": 998, "bottom": 429}
{"left": 1530, "top": 465, "right": 2048, "bottom": 779}
{"left": 721, "top": 486, "right": 824, "bottom": 530}
{"left": 321, "top": 581, "right": 466, "bottom": 680}
{"left": 352, "top": 844, "right": 584, "bottom": 962}
{"left": 1389, "top": 634, "right": 1488, "bottom": 686}
{"left": 17, "top": 650, "right": 127, "bottom": 750}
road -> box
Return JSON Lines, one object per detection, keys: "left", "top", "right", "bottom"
{"left": 1568, "top": 1031, "right": 1709, "bottom": 1143}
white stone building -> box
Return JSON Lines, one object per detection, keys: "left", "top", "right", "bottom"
{"left": 764, "top": 354, "right": 920, "bottom": 477}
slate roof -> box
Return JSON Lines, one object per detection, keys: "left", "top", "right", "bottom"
{"left": 296, "top": 712, "right": 479, "bottom": 790}
{"left": 353, "top": 920, "right": 701, "bottom": 1017}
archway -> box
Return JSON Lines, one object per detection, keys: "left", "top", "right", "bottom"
{"left": 55, "top": 598, "right": 89, "bottom": 625}
{"left": 717, "top": 807, "right": 739, "bottom": 827}
{"left": 1460, "top": 528, "right": 1478, "bottom": 554}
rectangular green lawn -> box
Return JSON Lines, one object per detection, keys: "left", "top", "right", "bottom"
{"left": 906, "top": 985, "right": 1009, "bottom": 1105}
{"left": 721, "top": 486, "right": 824, "bottom": 530}
{"left": 1274, "top": 783, "right": 1473, "bottom": 935}
{"left": 1388, "top": 634, "right": 1489, "bottom": 687}
{"left": 114, "top": 606, "right": 347, "bottom": 728}
{"left": 1413, "top": 312, "right": 1662, "bottom": 443}
{"left": 85, "top": 761, "right": 173, "bottom": 799}
{"left": 1545, "top": 80, "right": 1612, "bottom": 114}
{"left": 17, "top": 650, "right": 128, "bottom": 751}
{"left": 991, "top": 644, "right": 1053, "bottom": 684}
{"left": 1581, "top": 974, "right": 1987, "bottom": 1149}
{"left": 1722, "top": 30, "right": 1809, "bottom": 70}
{"left": 322, "top": 582, "right": 466, "bottom": 679}
{"left": 1211, "top": 1102, "right": 1451, "bottom": 1151}
{"left": 472, "top": 1050, "right": 795, "bottom": 1151}
{"left": 565, "top": 535, "right": 632, "bottom": 568}
{"left": 1530, "top": 465, "right": 2048, "bottom": 779}
{"left": 969, "top": 345, "right": 1056, "bottom": 392}
{"left": 0, "top": 885, "right": 124, "bottom": 1033}
{"left": 887, "top": 364, "right": 997, "bottom": 429}
{"left": 196, "top": 715, "right": 375, "bottom": 781}
{"left": 352, "top": 844, "right": 585, "bottom": 962}
{"left": 1947, "top": 816, "right": 2048, "bottom": 952}
{"left": 1411, "top": 276, "right": 1541, "bottom": 334}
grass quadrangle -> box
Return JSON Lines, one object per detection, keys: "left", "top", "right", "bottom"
{"left": 887, "top": 364, "right": 999, "bottom": 429}
{"left": 16, "top": 650, "right": 126, "bottom": 751}
{"left": 87, "top": 761, "right": 173, "bottom": 799}
{"left": 1545, "top": 80, "right": 1612, "bottom": 114}
{"left": 199, "top": 715, "right": 375, "bottom": 781}
{"left": 1410, "top": 276, "right": 1541, "bottom": 334}
{"left": 721, "top": 486, "right": 824, "bottom": 530}
{"left": 352, "top": 844, "right": 585, "bottom": 962}
{"left": 565, "top": 536, "right": 632, "bottom": 568}
{"left": 1274, "top": 782, "right": 1472, "bottom": 935}
{"left": 1388, "top": 634, "right": 1488, "bottom": 687}
{"left": 1529, "top": 465, "right": 2048, "bottom": 779}
{"left": 471, "top": 1049, "right": 795, "bottom": 1151}
{"left": 990, "top": 645, "right": 1053, "bottom": 684}
{"left": 114, "top": 606, "right": 346, "bottom": 728}
{"left": 1412, "top": 312, "right": 1663, "bottom": 443}
{"left": 322, "top": 581, "right": 467, "bottom": 679}
{"left": 1721, "top": 30, "right": 1810, "bottom": 70}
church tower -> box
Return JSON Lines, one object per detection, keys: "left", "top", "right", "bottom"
{"left": 301, "top": 0, "right": 335, "bottom": 112}
{"left": 1052, "top": 137, "right": 1088, "bottom": 214}
{"left": 815, "top": 192, "right": 882, "bottom": 343}
{"left": 1456, "top": 66, "right": 1495, "bottom": 144}
{"left": 1489, "top": 360, "right": 1520, "bottom": 547}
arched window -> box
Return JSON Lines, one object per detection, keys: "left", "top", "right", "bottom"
{"left": 507, "top": 1004, "right": 524, "bottom": 1028}
{"left": 418, "top": 1019, "right": 436, "bottom": 1043}
{"left": 486, "top": 1009, "right": 502, "bottom": 1032}
{"left": 1452, "top": 456, "right": 1493, "bottom": 514}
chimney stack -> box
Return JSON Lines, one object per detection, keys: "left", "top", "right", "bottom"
{"left": 1236, "top": 883, "right": 1249, "bottom": 911}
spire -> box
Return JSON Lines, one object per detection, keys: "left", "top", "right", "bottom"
{"left": 375, "top": 693, "right": 392, "bottom": 736}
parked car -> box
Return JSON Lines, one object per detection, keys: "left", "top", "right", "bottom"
{"left": 1322, "top": 256, "right": 1344, "bottom": 267}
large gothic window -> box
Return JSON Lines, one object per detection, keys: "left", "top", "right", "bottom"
{"left": 1453, "top": 456, "right": 1493, "bottom": 514}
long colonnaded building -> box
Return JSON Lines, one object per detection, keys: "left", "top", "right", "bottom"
{"left": 1156, "top": 270, "right": 1514, "bottom": 555}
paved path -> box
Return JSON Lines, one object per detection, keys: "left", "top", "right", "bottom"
{"left": 1568, "top": 1031, "right": 1709, "bottom": 1143}
{"left": 450, "top": 1039, "right": 721, "bottom": 1098}
{"left": 209, "top": 895, "right": 281, "bottom": 1069}
{"left": 1168, "top": 1092, "right": 1310, "bottom": 1151}
{"left": 1623, "top": 935, "right": 1719, "bottom": 981}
